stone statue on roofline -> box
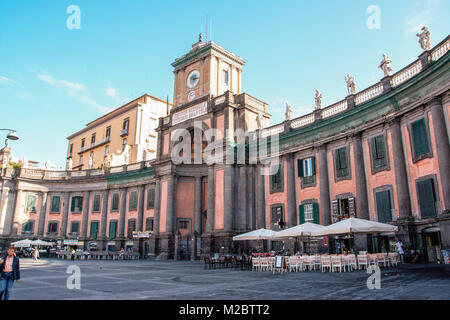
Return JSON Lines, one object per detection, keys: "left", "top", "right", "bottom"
{"left": 256, "top": 112, "right": 263, "bottom": 129}
{"left": 67, "top": 158, "right": 73, "bottom": 171}
{"left": 315, "top": 89, "right": 323, "bottom": 110}
{"left": 345, "top": 74, "right": 356, "bottom": 95}
{"left": 285, "top": 102, "right": 293, "bottom": 121}
{"left": 416, "top": 26, "right": 431, "bottom": 51}
{"left": 379, "top": 53, "right": 393, "bottom": 77}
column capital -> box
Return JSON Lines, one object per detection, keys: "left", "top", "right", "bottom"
{"left": 427, "top": 96, "right": 442, "bottom": 108}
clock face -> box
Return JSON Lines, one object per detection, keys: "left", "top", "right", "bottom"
{"left": 187, "top": 70, "right": 200, "bottom": 89}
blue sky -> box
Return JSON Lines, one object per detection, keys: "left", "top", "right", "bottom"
{"left": 0, "top": 0, "right": 449, "bottom": 168}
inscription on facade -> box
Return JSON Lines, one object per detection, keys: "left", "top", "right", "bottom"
{"left": 172, "top": 102, "right": 207, "bottom": 125}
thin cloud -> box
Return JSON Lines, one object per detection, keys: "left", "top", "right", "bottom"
{"left": 0, "top": 75, "right": 20, "bottom": 86}
{"left": 38, "top": 73, "right": 85, "bottom": 91}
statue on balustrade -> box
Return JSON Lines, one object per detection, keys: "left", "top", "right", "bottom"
{"left": 256, "top": 112, "right": 263, "bottom": 129}
{"left": 345, "top": 74, "right": 356, "bottom": 95}
{"left": 315, "top": 89, "right": 323, "bottom": 110}
{"left": 285, "top": 102, "right": 293, "bottom": 121}
{"left": 416, "top": 26, "right": 431, "bottom": 51}
{"left": 379, "top": 53, "right": 393, "bottom": 77}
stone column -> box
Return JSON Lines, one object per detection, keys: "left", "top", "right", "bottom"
{"left": 318, "top": 145, "right": 332, "bottom": 225}
{"left": 389, "top": 118, "right": 412, "bottom": 219}
{"left": 165, "top": 175, "right": 176, "bottom": 234}
{"left": 100, "top": 190, "right": 109, "bottom": 239}
{"left": 206, "top": 166, "right": 215, "bottom": 233}
{"left": 3, "top": 189, "right": 20, "bottom": 236}
{"left": 60, "top": 191, "right": 71, "bottom": 237}
{"left": 286, "top": 154, "right": 297, "bottom": 227}
{"left": 193, "top": 176, "right": 202, "bottom": 234}
{"left": 429, "top": 97, "right": 450, "bottom": 211}
{"left": 353, "top": 133, "right": 370, "bottom": 220}
{"left": 81, "top": 191, "right": 91, "bottom": 238}
{"left": 255, "top": 164, "right": 266, "bottom": 229}
{"left": 247, "top": 166, "right": 256, "bottom": 230}
{"left": 137, "top": 184, "right": 146, "bottom": 231}
{"left": 223, "top": 165, "right": 234, "bottom": 232}
{"left": 153, "top": 179, "right": 161, "bottom": 236}
{"left": 118, "top": 188, "right": 128, "bottom": 238}
{"left": 37, "top": 191, "right": 48, "bottom": 236}
{"left": 237, "top": 166, "right": 248, "bottom": 231}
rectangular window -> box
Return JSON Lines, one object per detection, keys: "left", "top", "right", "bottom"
{"left": 22, "top": 221, "right": 34, "bottom": 233}
{"left": 411, "top": 118, "right": 431, "bottom": 159}
{"left": 371, "top": 135, "right": 387, "bottom": 168}
{"left": 145, "top": 218, "right": 154, "bottom": 231}
{"left": 48, "top": 222, "right": 58, "bottom": 234}
{"left": 335, "top": 147, "right": 349, "bottom": 178}
{"left": 109, "top": 221, "right": 117, "bottom": 239}
{"left": 178, "top": 220, "right": 189, "bottom": 230}
{"left": 70, "top": 221, "right": 80, "bottom": 234}
{"left": 71, "top": 196, "right": 83, "bottom": 213}
{"left": 81, "top": 138, "right": 85, "bottom": 148}
{"left": 416, "top": 178, "right": 437, "bottom": 218}
{"left": 223, "top": 70, "right": 229, "bottom": 85}
{"left": 147, "top": 188, "right": 155, "bottom": 209}
{"left": 375, "top": 190, "right": 392, "bottom": 223}
{"left": 270, "top": 164, "right": 283, "bottom": 193}
{"left": 91, "top": 133, "right": 96, "bottom": 145}
{"left": 111, "top": 193, "right": 120, "bottom": 211}
{"left": 270, "top": 205, "right": 285, "bottom": 230}
{"left": 90, "top": 221, "right": 99, "bottom": 239}
{"left": 299, "top": 203, "right": 319, "bottom": 224}
{"left": 106, "top": 127, "right": 111, "bottom": 138}
{"left": 26, "top": 194, "right": 37, "bottom": 213}
{"left": 127, "top": 220, "right": 136, "bottom": 238}
{"left": 129, "top": 191, "right": 138, "bottom": 211}
{"left": 298, "top": 157, "right": 316, "bottom": 185}
{"left": 69, "top": 144, "right": 73, "bottom": 156}
{"left": 50, "top": 196, "right": 61, "bottom": 213}
{"left": 79, "top": 155, "right": 83, "bottom": 165}
{"left": 123, "top": 119, "right": 129, "bottom": 130}
{"left": 93, "top": 194, "right": 101, "bottom": 212}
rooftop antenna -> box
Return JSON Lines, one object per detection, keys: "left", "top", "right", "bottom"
{"left": 210, "top": 18, "right": 212, "bottom": 42}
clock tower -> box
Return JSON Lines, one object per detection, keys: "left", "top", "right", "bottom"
{"left": 172, "top": 34, "right": 246, "bottom": 106}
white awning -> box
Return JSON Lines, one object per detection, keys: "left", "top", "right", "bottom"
{"left": 273, "top": 223, "right": 326, "bottom": 240}
{"left": 311, "top": 218, "right": 398, "bottom": 237}
{"left": 232, "top": 228, "right": 278, "bottom": 241}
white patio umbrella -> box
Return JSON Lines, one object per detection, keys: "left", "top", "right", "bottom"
{"left": 31, "top": 239, "right": 54, "bottom": 246}
{"left": 311, "top": 217, "right": 398, "bottom": 237}
{"left": 273, "top": 223, "right": 327, "bottom": 254}
{"left": 232, "top": 228, "right": 277, "bottom": 241}
{"left": 11, "top": 239, "right": 33, "bottom": 248}
{"left": 273, "top": 223, "right": 326, "bottom": 239}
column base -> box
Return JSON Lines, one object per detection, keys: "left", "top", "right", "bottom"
{"left": 157, "top": 233, "right": 175, "bottom": 260}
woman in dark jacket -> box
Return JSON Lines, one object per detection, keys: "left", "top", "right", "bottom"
{"left": 0, "top": 246, "right": 21, "bottom": 300}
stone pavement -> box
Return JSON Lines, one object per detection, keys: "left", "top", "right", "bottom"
{"left": 9, "top": 258, "right": 450, "bottom": 300}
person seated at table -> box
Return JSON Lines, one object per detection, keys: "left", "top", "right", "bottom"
{"left": 410, "top": 250, "right": 421, "bottom": 264}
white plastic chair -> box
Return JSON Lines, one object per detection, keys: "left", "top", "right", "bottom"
{"left": 331, "top": 256, "right": 344, "bottom": 272}
{"left": 260, "top": 257, "right": 269, "bottom": 271}
{"left": 252, "top": 257, "right": 260, "bottom": 271}
{"left": 376, "top": 253, "right": 388, "bottom": 267}
{"left": 348, "top": 254, "right": 357, "bottom": 271}
{"left": 357, "top": 255, "right": 368, "bottom": 270}
{"left": 321, "top": 255, "right": 332, "bottom": 272}
{"left": 289, "top": 256, "right": 298, "bottom": 272}
{"left": 313, "top": 255, "right": 322, "bottom": 271}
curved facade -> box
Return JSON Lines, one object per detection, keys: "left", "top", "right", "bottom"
{"left": 1, "top": 35, "right": 449, "bottom": 261}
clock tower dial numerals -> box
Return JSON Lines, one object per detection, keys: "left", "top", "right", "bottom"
{"left": 187, "top": 70, "right": 200, "bottom": 89}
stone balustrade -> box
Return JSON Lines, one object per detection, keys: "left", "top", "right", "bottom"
{"left": 431, "top": 37, "right": 450, "bottom": 61}
{"left": 291, "top": 113, "right": 315, "bottom": 129}
{"left": 355, "top": 82, "right": 384, "bottom": 105}
{"left": 321, "top": 100, "right": 348, "bottom": 119}
{"left": 391, "top": 60, "right": 423, "bottom": 88}
{"left": 260, "top": 124, "right": 284, "bottom": 138}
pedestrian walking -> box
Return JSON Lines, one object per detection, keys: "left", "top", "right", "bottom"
{"left": 32, "top": 246, "right": 39, "bottom": 262}
{"left": 0, "top": 246, "right": 21, "bottom": 300}
{"left": 396, "top": 239, "right": 404, "bottom": 263}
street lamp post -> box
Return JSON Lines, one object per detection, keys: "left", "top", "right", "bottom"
{"left": 0, "top": 129, "right": 19, "bottom": 147}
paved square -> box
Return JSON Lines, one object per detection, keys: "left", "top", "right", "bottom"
{"left": 9, "top": 258, "right": 450, "bottom": 300}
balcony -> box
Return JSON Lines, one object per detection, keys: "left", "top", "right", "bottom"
{"left": 78, "top": 136, "right": 110, "bottom": 154}
{"left": 120, "top": 128, "right": 129, "bottom": 137}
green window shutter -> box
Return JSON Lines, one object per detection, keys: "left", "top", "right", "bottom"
{"left": 312, "top": 203, "right": 319, "bottom": 224}
{"left": 51, "top": 196, "right": 60, "bottom": 212}
{"left": 417, "top": 179, "right": 436, "bottom": 218}
{"left": 299, "top": 205, "right": 305, "bottom": 224}
{"left": 376, "top": 190, "right": 392, "bottom": 222}
{"left": 109, "top": 221, "right": 117, "bottom": 239}
{"left": 90, "top": 222, "right": 98, "bottom": 238}
{"left": 298, "top": 159, "right": 304, "bottom": 177}
{"left": 311, "top": 157, "right": 316, "bottom": 175}
{"left": 71, "top": 197, "right": 75, "bottom": 212}
{"left": 412, "top": 119, "right": 430, "bottom": 158}
{"left": 147, "top": 188, "right": 155, "bottom": 209}
{"left": 79, "top": 197, "right": 83, "bottom": 212}
{"left": 372, "top": 135, "right": 387, "bottom": 168}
